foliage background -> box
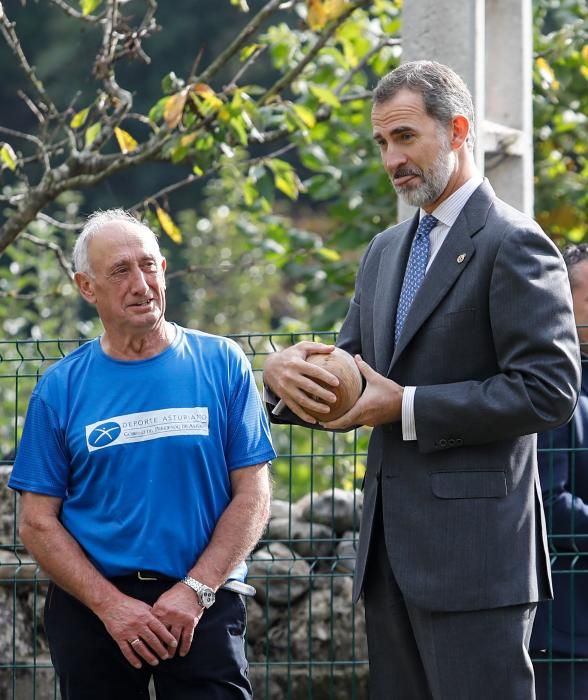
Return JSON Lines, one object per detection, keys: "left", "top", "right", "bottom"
{"left": 0, "top": 0, "right": 586, "bottom": 340}
{"left": 0, "top": 0, "right": 586, "bottom": 496}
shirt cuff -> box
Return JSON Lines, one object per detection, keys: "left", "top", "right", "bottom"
{"left": 263, "top": 384, "right": 278, "bottom": 408}
{"left": 401, "top": 386, "right": 417, "bottom": 441}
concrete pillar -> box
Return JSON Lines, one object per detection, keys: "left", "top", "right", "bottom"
{"left": 485, "top": 0, "right": 534, "bottom": 215}
{"left": 397, "top": 0, "right": 534, "bottom": 220}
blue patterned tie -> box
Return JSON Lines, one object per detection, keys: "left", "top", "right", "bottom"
{"left": 394, "top": 214, "right": 438, "bottom": 344}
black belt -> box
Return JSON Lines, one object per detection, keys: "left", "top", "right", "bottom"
{"left": 114, "top": 571, "right": 256, "bottom": 596}
{"left": 112, "top": 570, "right": 175, "bottom": 582}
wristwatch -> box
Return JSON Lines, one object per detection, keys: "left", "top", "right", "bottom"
{"left": 181, "top": 576, "right": 216, "bottom": 609}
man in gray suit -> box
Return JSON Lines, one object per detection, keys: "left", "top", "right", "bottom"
{"left": 263, "top": 61, "right": 581, "bottom": 699}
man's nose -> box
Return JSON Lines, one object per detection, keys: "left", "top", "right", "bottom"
{"left": 383, "top": 148, "right": 406, "bottom": 174}
{"left": 129, "top": 267, "right": 150, "bottom": 293}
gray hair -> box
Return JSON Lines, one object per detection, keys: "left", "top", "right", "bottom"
{"left": 562, "top": 243, "right": 588, "bottom": 290}
{"left": 73, "top": 209, "right": 161, "bottom": 275}
{"left": 373, "top": 60, "right": 476, "bottom": 151}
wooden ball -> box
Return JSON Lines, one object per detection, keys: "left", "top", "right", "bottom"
{"left": 303, "top": 347, "right": 363, "bottom": 421}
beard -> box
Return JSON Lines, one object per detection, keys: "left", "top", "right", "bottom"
{"left": 393, "top": 136, "right": 455, "bottom": 208}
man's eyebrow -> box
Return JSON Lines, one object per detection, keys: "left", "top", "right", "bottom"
{"left": 107, "top": 257, "right": 129, "bottom": 270}
{"left": 372, "top": 125, "right": 415, "bottom": 141}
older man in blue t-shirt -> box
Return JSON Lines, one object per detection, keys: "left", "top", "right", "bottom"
{"left": 9, "top": 209, "right": 275, "bottom": 700}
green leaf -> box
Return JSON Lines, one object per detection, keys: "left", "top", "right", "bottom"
{"left": 309, "top": 85, "right": 341, "bottom": 108}
{"left": 318, "top": 247, "right": 341, "bottom": 262}
{"left": 0, "top": 143, "right": 17, "bottom": 171}
{"left": 84, "top": 122, "right": 101, "bottom": 147}
{"left": 195, "top": 133, "right": 215, "bottom": 151}
{"left": 149, "top": 97, "right": 169, "bottom": 124}
{"left": 274, "top": 170, "right": 300, "bottom": 200}
{"left": 300, "top": 144, "right": 329, "bottom": 170}
{"left": 240, "top": 44, "right": 261, "bottom": 62}
{"left": 161, "top": 72, "right": 184, "bottom": 95}
{"left": 170, "top": 143, "right": 190, "bottom": 164}
{"left": 291, "top": 103, "right": 316, "bottom": 129}
{"left": 267, "top": 159, "right": 302, "bottom": 198}
{"left": 229, "top": 116, "right": 248, "bottom": 145}
{"left": 243, "top": 180, "right": 257, "bottom": 207}
{"left": 70, "top": 107, "right": 90, "bottom": 129}
{"left": 80, "top": 0, "right": 102, "bottom": 15}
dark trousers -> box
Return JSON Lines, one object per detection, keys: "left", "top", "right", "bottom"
{"left": 363, "top": 501, "right": 537, "bottom": 700}
{"left": 533, "top": 652, "right": 588, "bottom": 700}
{"left": 44, "top": 577, "right": 252, "bottom": 700}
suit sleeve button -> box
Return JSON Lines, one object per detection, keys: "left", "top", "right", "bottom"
{"left": 439, "top": 439, "right": 448, "bottom": 448}
{"left": 448, "top": 439, "right": 456, "bottom": 446}
{"left": 456, "top": 438, "right": 463, "bottom": 446}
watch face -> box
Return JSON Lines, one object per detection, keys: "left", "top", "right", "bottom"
{"left": 201, "top": 588, "right": 215, "bottom": 607}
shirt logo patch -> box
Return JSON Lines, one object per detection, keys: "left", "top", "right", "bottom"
{"left": 85, "top": 407, "right": 209, "bottom": 453}
{"left": 88, "top": 421, "right": 122, "bottom": 448}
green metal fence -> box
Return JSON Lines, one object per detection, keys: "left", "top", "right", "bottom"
{"left": 1, "top": 335, "right": 586, "bottom": 699}
{"left": 0, "top": 334, "right": 370, "bottom": 699}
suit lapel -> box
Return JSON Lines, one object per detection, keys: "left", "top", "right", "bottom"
{"left": 373, "top": 215, "right": 418, "bottom": 374}
{"left": 388, "top": 183, "right": 493, "bottom": 372}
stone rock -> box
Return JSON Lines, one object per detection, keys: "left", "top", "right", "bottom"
{"left": 270, "top": 499, "right": 291, "bottom": 520}
{"left": 248, "top": 543, "right": 311, "bottom": 606}
{"left": 0, "top": 661, "right": 58, "bottom": 700}
{"left": 295, "top": 488, "right": 363, "bottom": 534}
{"left": 0, "top": 587, "right": 32, "bottom": 662}
{"left": 250, "top": 665, "right": 368, "bottom": 700}
{"left": 0, "top": 465, "right": 17, "bottom": 541}
{"left": 266, "top": 517, "right": 334, "bottom": 559}
{"left": 257, "top": 577, "right": 368, "bottom": 663}
{"left": 244, "top": 596, "right": 281, "bottom": 645}
{"left": 3, "top": 492, "right": 368, "bottom": 699}
{"left": 334, "top": 530, "right": 358, "bottom": 574}
{"left": 0, "top": 549, "right": 42, "bottom": 582}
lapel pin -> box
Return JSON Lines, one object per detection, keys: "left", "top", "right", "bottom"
{"left": 456, "top": 253, "right": 466, "bottom": 264}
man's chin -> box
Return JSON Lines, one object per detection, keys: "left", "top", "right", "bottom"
{"left": 395, "top": 186, "right": 427, "bottom": 209}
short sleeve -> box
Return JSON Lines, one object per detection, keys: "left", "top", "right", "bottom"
{"left": 225, "top": 347, "right": 276, "bottom": 470}
{"left": 8, "top": 393, "right": 70, "bottom": 497}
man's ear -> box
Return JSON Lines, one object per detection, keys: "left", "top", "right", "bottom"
{"left": 161, "top": 257, "right": 167, "bottom": 289}
{"left": 74, "top": 271, "right": 97, "bottom": 305}
{"left": 451, "top": 115, "right": 470, "bottom": 150}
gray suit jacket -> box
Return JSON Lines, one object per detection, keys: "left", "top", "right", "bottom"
{"left": 270, "top": 181, "right": 581, "bottom": 613}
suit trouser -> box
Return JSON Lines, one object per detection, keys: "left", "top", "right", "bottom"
{"left": 363, "top": 498, "right": 537, "bottom": 700}
{"left": 44, "top": 577, "right": 251, "bottom": 700}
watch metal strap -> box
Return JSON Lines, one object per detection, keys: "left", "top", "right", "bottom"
{"left": 181, "top": 576, "right": 214, "bottom": 606}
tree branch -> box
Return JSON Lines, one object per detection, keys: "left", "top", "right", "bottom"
{"left": 223, "top": 45, "right": 267, "bottom": 93}
{"left": 0, "top": 125, "right": 174, "bottom": 253}
{"left": 195, "top": 0, "right": 284, "bottom": 86}
{"left": 21, "top": 232, "right": 74, "bottom": 280}
{"left": 259, "top": 0, "right": 372, "bottom": 106}
{"left": 36, "top": 212, "right": 85, "bottom": 231}
{"left": 0, "top": 7, "right": 59, "bottom": 119}
{"left": 0, "top": 125, "right": 51, "bottom": 171}
{"left": 335, "top": 37, "right": 398, "bottom": 97}
{"left": 17, "top": 89, "right": 46, "bottom": 124}
{"left": 48, "top": 0, "right": 104, "bottom": 23}
{"left": 130, "top": 141, "right": 297, "bottom": 213}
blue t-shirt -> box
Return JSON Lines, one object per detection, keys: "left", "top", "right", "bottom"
{"left": 9, "top": 325, "right": 276, "bottom": 579}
